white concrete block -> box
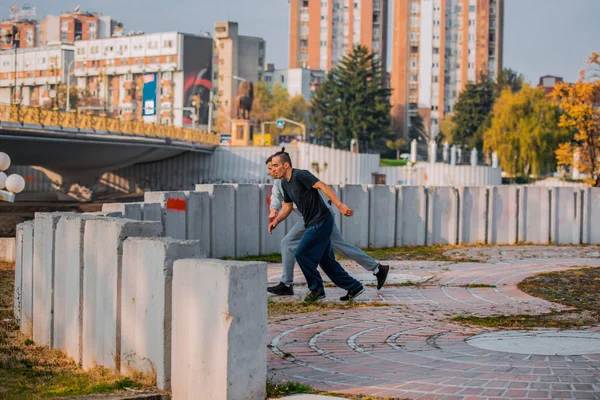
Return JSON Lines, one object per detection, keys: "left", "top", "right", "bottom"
{"left": 396, "top": 186, "right": 427, "bottom": 246}
{"left": 13, "top": 227, "right": 24, "bottom": 324}
{"left": 235, "top": 184, "right": 260, "bottom": 257}
{"left": 53, "top": 214, "right": 102, "bottom": 364}
{"left": 459, "top": 187, "right": 488, "bottom": 245}
{"left": 427, "top": 187, "right": 459, "bottom": 245}
{"left": 171, "top": 259, "right": 267, "bottom": 400}
{"left": 0, "top": 237, "right": 15, "bottom": 262}
{"left": 20, "top": 221, "right": 34, "bottom": 337}
{"left": 551, "top": 187, "right": 582, "bottom": 245}
{"left": 487, "top": 186, "right": 518, "bottom": 245}
{"left": 144, "top": 191, "right": 187, "bottom": 239}
{"left": 368, "top": 185, "right": 396, "bottom": 248}
{"left": 33, "top": 212, "right": 63, "bottom": 347}
{"left": 121, "top": 237, "right": 202, "bottom": 389}
{"left": 519, "top": 186, "right": 550, "bottom": 244}
{"left": 209, "top": 185, "right": 235, "bottom": 258}
{"left": 341, "top": 185, "right": 369, "bottom": 248}
{"left": 82, "top": 218, "right": 163, "bottom": 371}
{"left": 142, "top": 202, "right": 162, "bottom": 222}
{"left": 185, "top": 191, "right": 210, "bottom": 256}
{"left": 583, "top": 188, "right": 600, "bottom": 244}
{"left": 194, "top": 184, "right": 214, "bottom": 194}
{"left": 101, "top": 203, "right": 143, "bottom": 220}
{"left": 260, "top": 185, "right": 285, "bottom": 255}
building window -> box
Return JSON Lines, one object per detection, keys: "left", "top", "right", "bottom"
{"left": 163, "top": 40, "right": 173, "bottom": 48}
{"left": 162, "top": 71, "right": 172, "bottom": 80}
{"left": 303, "top": 0, "right": 309, "bottom": 7}
{"left": 410, "top": 46, "right": 418, "bottom": 54}
{"left": 280, "top": 75, "right": 285, "bottom": 83}
{"left": 90, "top": 33, "right": 95, "bottom": 39}
{"left": 89, "top": 22, "right": 96, "bottom": 30}
{"left": 300, "top": 39, "right": 308, "bottom": 47}
{"left": 61, "top": 21, "right": 69, "bottom": 31}
{"left": 433, "top": 47, "right": 439, "bottom": 54}
{"left": 469, "top": 5, "right": 475, "bottom": 12}
{"left": 61, "top": 32, "right": 68, "bottom": 41}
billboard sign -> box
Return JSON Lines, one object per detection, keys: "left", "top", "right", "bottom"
{"left": 142, "top": 73, "right": 157, "bottom": 116}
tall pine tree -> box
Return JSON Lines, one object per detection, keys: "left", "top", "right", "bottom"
{"left": 311, "top": 45, "right": 391, "bottom": 150}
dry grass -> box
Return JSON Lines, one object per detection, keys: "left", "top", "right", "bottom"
{"left": 454, "top": 266, "right": 600, "bottom": 329}
{"left": 0, "top": 261, "right": 154, "bottom": 399}
{"left": 268, "top": 300, "right": 394, "bottom": 318}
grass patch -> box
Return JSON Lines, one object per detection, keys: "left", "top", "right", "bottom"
{"left": 518, "top": 266, "right": 600, "bottom": 313}
{"left": 380, "top": 158, "right": 409, "bottom": 167}
{"left": 266, "top": 377, "right": 314, "bottom": 397}
{"left": 454, "top": 267, "right": 600, "bottom": 329}
{"left": 459, "top": 283, "right": 496, "bottom": 288}
{"left": 0, "top": 261, "right": 153, "bottom": 399}
{"left": 223, "top": 253, "right": 282, "bottom": 263}
{"left": 268, "top": 300, "right": 392, "bottom": 318}
{"left": 452, "top": 311, "right": 595, "bottom": 329}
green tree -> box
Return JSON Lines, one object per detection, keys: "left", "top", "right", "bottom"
{"left": 495, "top": 68, "right": 525, "bottom": 96}
{"left": 445, "top": 77, "right": 495, "bottom": 150}
{"left": 386, "top": 138, "right": 407, "bottom": 160}
{"left": 311, "top": 45, "right": 391, "bottom": 150}
{"left": 483, "top": 84, "right": 568, "bottom": 177}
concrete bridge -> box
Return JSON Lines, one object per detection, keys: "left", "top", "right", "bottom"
{"left": 0, "top": 104, "right": 219, "bottom": 199}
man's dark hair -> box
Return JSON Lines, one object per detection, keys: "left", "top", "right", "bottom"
{"left": 265, "top": 154, "right": 274, "bottom": 165}
{"left": 272, "top": 147, "right": 292, "bottom": 167}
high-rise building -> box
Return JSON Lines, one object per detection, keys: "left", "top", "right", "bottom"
{"left": 391, "top": 0, "right": 504, "bottom": 138}
{"left": 213, "top": 21, "right": 266, "bottom": 120}
{"left": 288, "top": 0, "right": 388, "bottom": 71}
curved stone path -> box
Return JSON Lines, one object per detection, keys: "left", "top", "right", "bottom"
{"left": 267, "top": 246, "right": 600, "bottom": 399}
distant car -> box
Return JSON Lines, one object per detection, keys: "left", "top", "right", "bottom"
{"left": 220, "top": 134, "right": 232, "bottom": 146}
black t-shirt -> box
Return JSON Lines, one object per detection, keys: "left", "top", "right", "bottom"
{"left": 281, "top": 169, "right": 331, "bottom": 227}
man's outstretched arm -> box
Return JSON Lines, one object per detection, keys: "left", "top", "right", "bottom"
{"left": 312, "top": 181, "right": 354, "bottom": 217}
{"left": 268, "top": 201, "right": 293, "bottom": 233}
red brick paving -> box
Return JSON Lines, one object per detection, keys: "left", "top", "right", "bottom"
{"left": 267, "top": 247, "right": 600, "bottom": 399}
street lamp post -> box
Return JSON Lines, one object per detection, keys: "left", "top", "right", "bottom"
{"left": 66, "top": 60, "right": 75, "bottom": 111}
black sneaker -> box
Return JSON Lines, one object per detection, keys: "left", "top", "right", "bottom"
{"left": 340, "top": 285, "right": 365, "bottom": 301}
{"left": 303, "top": 289, "right": 326, "bottom": 303}
{"left": 267, "top": 282, "right": 294, "bottom": 296}
{"left": 375, "top": 264, "right": 390, "bottom": 290}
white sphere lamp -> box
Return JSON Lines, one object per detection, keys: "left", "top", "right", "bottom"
{"left": 0, "top": 152, "right": 10, "bottom": 171}
{"left": 5, "top": 174, "right": 25, "bottom": 194}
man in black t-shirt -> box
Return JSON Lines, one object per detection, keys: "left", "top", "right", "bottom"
{"left": 267, "top": 151, "right": 364, "bottom": 302}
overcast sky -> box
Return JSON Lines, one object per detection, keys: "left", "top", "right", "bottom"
{"left": 6, "top": 0, "right": 599, "bottom": 83}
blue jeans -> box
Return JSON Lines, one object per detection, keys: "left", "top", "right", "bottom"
{"left": 294, "top": 214, "right": 362, "bottom": 293}
{"left": 280, "top": 219, "right": 378, "bottom": 286}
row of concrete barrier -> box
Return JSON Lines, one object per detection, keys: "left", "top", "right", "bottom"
{"left": 99, "top": 185, "right": 600, "bottom": 259}
{"left": 13, "top": 210, "right": 267, "bottom": 398}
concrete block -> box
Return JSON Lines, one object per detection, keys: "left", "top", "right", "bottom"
{"left": 396, "top": 186, "right": 427, "bottom": 246}
{"left": 341, "top": 185, "right": 369, "bottom": 248}
{"left": 0, "top": 237, "right": 15, "bottom": 262}
{"left": 519, "top": 186, "right": 550, "bottom": 244}
{"left": 171, "top": 259, "right": 267, "bottom": 400}
{"left": 144, "top": 191, "right": 187, "bottom": 239}
{"left": 487, "top": 186, "right": 518, "bottom": 245}
{"left": 142, "top": 202, "right": 162, "bottom": 222}
{"left": 259, "top": 185, "right": 285, "bottom": 255}
{"left": 209, "top": 185, "right": 235, "bottom": 258}
{"left": 551, "top": 187, "right": 582, "bottom": 245}
{"left": 82, "top": 218, "right": 162, "bottom": 371}
{"left": 427, "top": 187, "right": 459, "bottom": 245}
{"left": 33, "top": 212, "right": 63, "bottom": 347}
{"left": 121, "top": 237, "right": 202, "bottom": 389}
{"left": 459, "top": 187, "right": 488, "bottom": 245}
{"left": 53, "top": 214, "right": 102, "bottom": 364}
{"left": 185, "top": 191, "right": 210, "bottom": 256}
{"left": 234, "top": 184, "right": 260, "bottom": 257}
{"left": 194, "top": 184, "right": 214, "bottom": 194}
{"left": 583, "top": 188, "right": 600, "bottom": 244}
{"left": 20, "top": 221, "right": 34, "bottom": 337}
{"left": 13, "top": 228, "right": 24, "bottom": 324}
{"left": 102, "top": 203, "right": 143, "bottom": 220}
{"left": 368, "top": 185, "right": 396, "bottom": 248}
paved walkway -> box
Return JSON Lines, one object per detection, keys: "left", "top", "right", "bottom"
{"left": 267, "top": 246, "right": 600, "bottom": 399}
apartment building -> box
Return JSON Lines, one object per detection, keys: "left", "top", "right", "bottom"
{"left": 391, "top": 0, "right": 504, "bottom": 138}
{"left": 289, "top": 0, "right": 388, "bottom": 71}
{"left": 73, "top": 32, "right": 212, "bottom": 127}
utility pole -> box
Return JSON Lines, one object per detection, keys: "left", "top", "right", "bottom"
{"left": 13, "top": 31, "right": 19, "bottom": 104}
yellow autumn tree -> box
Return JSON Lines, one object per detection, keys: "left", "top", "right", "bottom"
{"left": 483, "top": 84, "right": 568, "bottom": 178}
{"left": 552, "top": 52, "right": 600, "bottom": 186}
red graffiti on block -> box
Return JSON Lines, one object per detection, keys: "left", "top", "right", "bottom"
{"left": 166, "top": 198, "right": 187, "bottom": 211}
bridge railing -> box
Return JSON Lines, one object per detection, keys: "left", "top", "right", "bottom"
{"left": 0, "top": 104, "right": 220, "bottom": 146}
